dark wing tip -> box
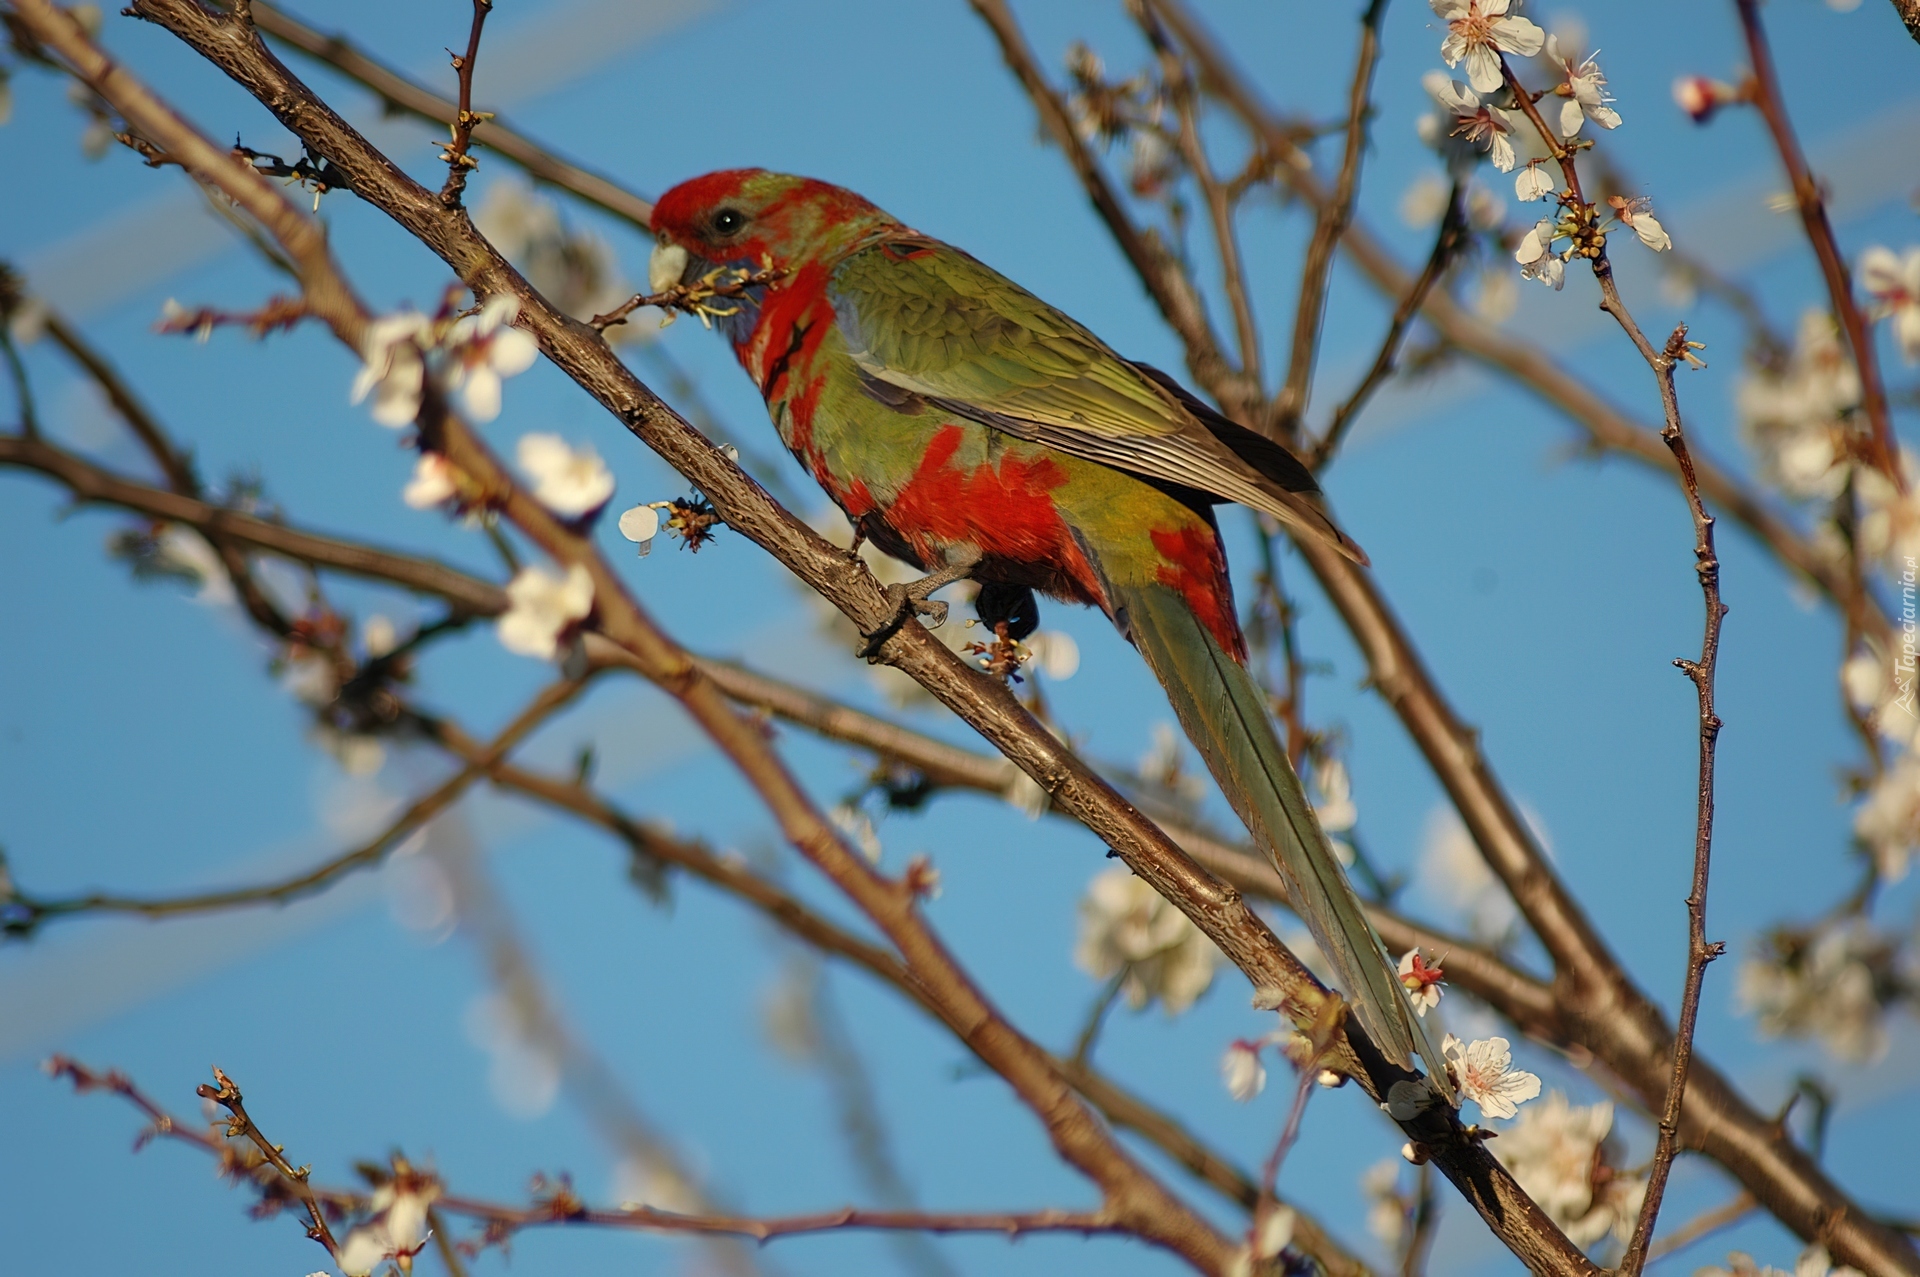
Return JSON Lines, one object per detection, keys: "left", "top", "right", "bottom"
{"left": 1130, "top": 360, "right": 1371, "bottom": 568}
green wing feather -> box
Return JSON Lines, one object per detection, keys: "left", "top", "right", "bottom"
{"left": 830, "top": 237, "right": 1365, "bottom": 564}
{"left": 1116, "top": 576, "right": 1455, "bottom": 1099}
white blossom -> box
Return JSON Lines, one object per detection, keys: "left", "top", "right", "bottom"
{"left": 1546, "top": 36, "right": 1621, "bottom": 136}
{"left": 1221, "top": 1038, "right": 1268, "bottom": 1101}
{"left": 1442, "top": 1033, "right": 1540, "bottom": 1119}
{"left": 1859, "top": 245, "right": 1920, "bottom": 364}
{"left": 1419, "top": 805, "right": 1520, "bottom": 941}
{"left": 1138, "top": 721, "right": 1208, "bottom": 811}
{"left": 1398, "top": 949, "right": 1446, "bottom": 1016}
{"left": 1699, "top": 1246, "right": 1866, "bottom": 1277}
{"left": 517, "top": 432, "right": 614, "bottom": 517}
{"left": 335, "top": 1180, "right": 439, "bottom": 1277}
{"left": 1401, "top": 173, "right": 1454, "bottom": 227}
{"left": 1607, "top": 195, "right": 1671, "bottom": 252}
{"left": 1473, "top": 266, "right": 1520, "bottom": 322}
{"left": 351, "top": 311, "right": 431, "bottom": 427}
{"left": 443, "top": 295, "right": 539, "bottom": 421}
{"left": 1075, "top": 866, "right": 1220, "bottom": 1014}
{"left": 1312, "top": 757, "right": 1358, "bottom": 833}
{"left": 1423, "top": 73, "right": 1516, "bottom": 171}
{"left": 1361, "top": 1160, "right": 1407, "bottom": 1250}
{"left": 402, "top": 453, "right": 457, "bottom": 509}
{"left": 1432, "top": 0, "right": 1545, "bottom": 94}
{"left": 1739, "top": 919, "right": 1894, "bottom": 1063}
{"left": 1515, "top": 162, "right": 1554, "bottom": 202}
{"left": 1856, "top": 449, "right": 1920, "bottom": 569}
{"left": 1024, "top": 630, "right": 1080, "bottom": 680}
{"left": 475, "top": 179, "right": 634, "bottom": 329}
{"left": 1735, "top": 311, "right": 1860, "bottom": 502}
{"left": 618, "top": 503, "right": 662, "bottom": 554}
{"left": 830, "top": 802, "right": 884, "bottom": 863}
{"left": 1492, "top": 1091, "right": 1645, "bottom": 1246}
{"left": 496, "top": 562, "right": 594, "bottom": 660}
{"left": 1516, "top": 218, "right": 1566, "bottom": 290}
{"left": 1854, "top": 751, "right": 1920, "bottom": 881}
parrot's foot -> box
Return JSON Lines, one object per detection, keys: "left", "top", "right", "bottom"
{"left": 856, "top": 558, "right": 977, "bottom": 660}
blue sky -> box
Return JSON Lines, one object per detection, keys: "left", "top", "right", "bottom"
{"left": 1, "top": 1, "right": 1915, "bottom": 1274}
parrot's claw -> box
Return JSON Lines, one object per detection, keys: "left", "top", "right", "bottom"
{"left": 856, "top": 558, "right": 975, "bottom": 660}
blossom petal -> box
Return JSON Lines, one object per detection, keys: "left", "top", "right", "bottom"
{"left": 1489, "top": 14, "right": 1545, "bottom": 56}
{"left": 1559, "top": 97, "right": 1585, "bottom": 138}
{"left": 1463, "top": 43, "right": 1504, "bottom": 94}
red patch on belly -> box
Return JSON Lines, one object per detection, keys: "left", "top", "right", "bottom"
{"left": 884, "top": 426, "right": 1098, "bottom": 595}
{"left": 1150, "top": 523, "right": 1245, "bottom": 660}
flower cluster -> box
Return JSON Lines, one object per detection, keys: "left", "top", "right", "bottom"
{"left": 474, "top": 178, "right": 637, "bottom": 336}
{"left": 1075, "top": 866, "right": 1221, "bottom": 1015}
{"left": 1860, "top": 245, "right": 1920, "bottom": 365}
{"left": 1737, "top": 917, "right": 1911, "bottom": 1064}
{"left": 351, "top": 293, "right": 538, "bottom": 427}
{"left": 1491, "top": 1092, "right": 1647, "bottom": 1248}
{"left": 1699, "top": 1246, "right": 1866, "bottom": 1277}
{"left": 1735, "top": 311, "right": 1862, "bottom": 503}
{"left": 1063, "top": 44, "right": 1180, "bottom": 200}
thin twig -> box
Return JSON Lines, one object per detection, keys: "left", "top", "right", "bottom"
{"left": 52, "top": 1058, "right": 1126, "bottom": 1245}
{"left": 197, "top": 1065, "right": 342, "bottom": 1262}
{"left": 1733, "top": 0, "right": 1899, "bottom": 485}
{"left": 226, "top": 0, "right": 655, "bottom": 225}
{"left": 1616, "top": 327, "right": 1729, "bottom": 1276}
{"left": 1275, "top": 0, "right": 1388, "bottom": 436}
{"left": 1489, "top": 51, "right": 1730, "bottom": 1277}
{"left": 1310, "top": 179, "right": 1465, "bottom": 470}
{"left": 1401, "top": 1161, "right": 1438, "bottom": 1277}
{"left": 1646, "top": 1192, "right": 1756, "bottom": 1264}
{"left": 1130, "top": 0, "right": 1260, "bottom": 385}
{"left": 436, "top": 0, "right": 492, "bottom": 206}
{"left": 5, "top": 678, "right": 586, "bottom": 933}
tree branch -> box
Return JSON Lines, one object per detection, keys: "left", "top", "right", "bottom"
{"left": 1275, "top": 0, "right": 1388, "bottom": 435}
{"left": 972, "top": 4, "right": 1916, "bottom": 1273}
{"left": 25, "top": 7, "right": 1264, "bottom": 1265}
{"left": 1309, "top": 178, "right": 1464, "bottom": 470}
{"left": 3, "top": 677, "right": 588, "bottom": 934}
{"left": 1733, "top": 0, "right": 1900, "bottom": 485}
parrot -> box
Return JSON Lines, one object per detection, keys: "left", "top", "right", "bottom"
{"left": 646, "top": 169, "right": 1449, "bottom": 1096}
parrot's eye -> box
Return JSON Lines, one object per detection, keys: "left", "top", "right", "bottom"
{"left": 710, "top": 208, "right": 748, "bottom": 236}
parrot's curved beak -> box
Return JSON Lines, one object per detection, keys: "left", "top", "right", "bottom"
{"left": 648, "top": 240, "right": 690, "bottom": 296}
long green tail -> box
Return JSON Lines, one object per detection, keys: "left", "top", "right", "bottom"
{"left": 1119, "top": 578, "right": 1452, "bottom": 1098}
